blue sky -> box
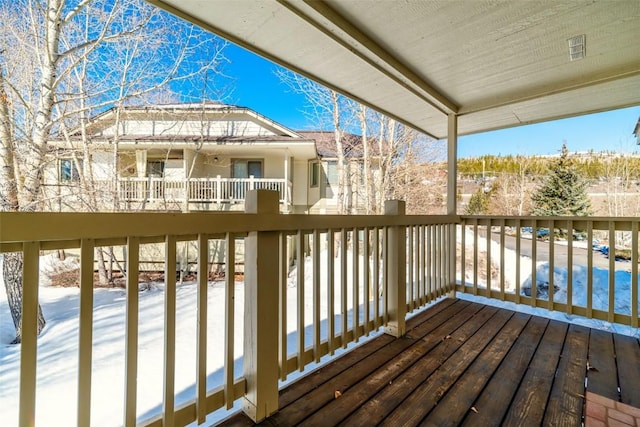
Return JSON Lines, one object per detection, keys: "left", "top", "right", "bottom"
{"left": 223, "top": 44, "right": 640, "bottom": 159}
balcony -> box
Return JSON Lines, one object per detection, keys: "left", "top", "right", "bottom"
{"left": 96, "top": 177, "right": 292, "bottom": 207}
{"left": 0, "top": 191, "right": 638, "bottom": 426}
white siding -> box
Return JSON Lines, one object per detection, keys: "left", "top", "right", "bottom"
{"left": 292, "top": 159, "right": 308, "bottom": 206}
{"left": 91, "top": 151, "right": 113, "bottom": 180}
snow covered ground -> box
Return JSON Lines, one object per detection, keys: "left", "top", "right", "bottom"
{"left": 0, "top": 250, "right": 368, "bottom": 426}
{"left": 1, "top": 238, "right": 638, "bottom": 426}
{"left": 459, "top": 230, "right": 639, "bottom": 337}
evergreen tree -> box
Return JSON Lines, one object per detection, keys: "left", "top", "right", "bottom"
{"left": 466, "top": 189, "right": 489, "bottom": 215}
{"left": 531, "top": 144, "right": 592, "bottom": 217}
{"left": 465, "top": 183, "right": 496, "bottom": 215}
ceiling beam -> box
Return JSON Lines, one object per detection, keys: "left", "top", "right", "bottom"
{"left": 146, "top": 0, "right": 442, "bottom": 139}
{"left": 286, "top": 0, "right": 458, "bottom": 115}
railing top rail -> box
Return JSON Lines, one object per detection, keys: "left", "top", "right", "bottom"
{"left": 460, "top": 214, "right": 640, "bottom": 222}
{"left": 112, "top": 177, "right": 289, "bottom": 182}
{"left": 0, "top": 212, "right": 460, "bottom": 246}
{"left": 460, "top": 215, "right": 640, "bottom": 231}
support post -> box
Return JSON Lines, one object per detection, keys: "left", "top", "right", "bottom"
{"left": 283, "top": 154, "right": 290, "bottom": 212}
{"left": 384, "top": 200, "right": 406, "bottom": 337}
{"left": 447, "top": 113, "right": 458, "bottom": 298}
{"left": 216, "top": 175, "right": 222, "bottom": 203}
{"left": 242, "top": 190, "right": 280, "bottom": 422}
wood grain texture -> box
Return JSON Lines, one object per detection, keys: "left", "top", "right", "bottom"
{"left": 220, "top": 300, "right": 636, "bottom": 427}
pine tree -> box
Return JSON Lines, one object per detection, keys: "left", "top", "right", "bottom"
{"left": 466, "top": 189, "right": 489, "bottom": 215}
{"left": 531, "top": 144, "right": 592, "bottom": 217}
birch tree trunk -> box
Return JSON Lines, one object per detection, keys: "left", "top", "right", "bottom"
{"left": 331, "top": 90, "right": 350, "bottom": 215}
{"left": 0, "top": 68, "right": 19, "bottom": 212}
{"left": 22, "top": 0, "right": 61, "bottom": 211}
{"left": 1, "top": 65, "right": 46, "bottom": 343}
{"left": 358, "top": 105, "right": 372, "bottom": 214}
{"left": 3, "top": 253, "right": 46, "bottom": 344}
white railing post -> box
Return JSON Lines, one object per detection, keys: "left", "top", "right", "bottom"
{"left": 242, "top": 189, "right": 280, "bottom": 422}
{"left": 184, "top": 178, "right": 189, "bottom": 205}
{"left": 216, "top": 175, "right": 222, "bottom": 203}
{"left": 384, "top": 200, "right": 406, "bottom": 337}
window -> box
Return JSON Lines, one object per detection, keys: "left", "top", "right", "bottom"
{"left": 147, "top": 161, "right": 165, "bottom": 177}
{"left": 59, "top": 158, "right": 82, "bottom": 182}
{"left": 326, "top": 160, "right": 338, "bottom": 185}
{"left": 232, "top": 159, "right": 263, "bottom": 178}
{"left": 309, "top": 161, "right": 319, "bottom": 187}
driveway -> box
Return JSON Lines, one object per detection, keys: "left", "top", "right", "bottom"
{"left": 482, "top": 230, "right": 632, "bottom": 271}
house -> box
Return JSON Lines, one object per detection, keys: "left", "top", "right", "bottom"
{"left": 46, "top": 103, "right": 320, "bottom": 213}
{"left": 298, "top": 130, "right": 383, "bottom": 214}
{"left": 46, "top": 104, "right": 389, "bottom": 216}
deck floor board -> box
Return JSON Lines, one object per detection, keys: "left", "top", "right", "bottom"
{"left": 425, "top": 311, "right": 530, "bottom": 426}
{"left": 543, "top": 323, "right": 590, "bottom": 426}
{"left": 588, "top": 328, "right": 619, "bottom": 401}
{"left": 614, "top": 333, "right": 640, "bottom": 408}
{"left": 218, "top": 299, "right": 640, "bottom": 427}
{"left": 266, "top": 300, "right": 478, "bottom": 426}
{"left": 502, "top": 320, "right": 568, "bottom": 425}
{"left": 380, "top": 307, "right": 513, "bottom": 427}
{"left": 461, "top": 314, "right": 548, "bottom": 427}
{"left": 337, "top": 305, "right": 500, "bottom": 427}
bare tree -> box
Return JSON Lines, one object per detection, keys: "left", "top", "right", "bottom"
{"left": 489, "top": 156, "right": 534, "bottom": 216}
{"left": 0, "top": 0, "right": 228, "bottom": 341}
{"left": 601, "top": 153, "right": 640, "bottom": 217}
{"left": 385, "top": 124, "right": 446, "bottom": 214}
{"left": 276, "top": 69, "right": 446, "bottom": 214}
{"left": 276, "top": 70, "right": 357, "bottom": 213}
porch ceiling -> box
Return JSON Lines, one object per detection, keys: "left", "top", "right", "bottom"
{"left": 147, "top": 0, "right": 640, "bottom": 140}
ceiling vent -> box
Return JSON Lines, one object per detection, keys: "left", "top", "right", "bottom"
{"left": 568, "top": 34, "right": 586, "bottom": 61}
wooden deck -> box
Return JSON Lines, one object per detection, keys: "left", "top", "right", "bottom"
{"left": 219, "top": 298, "right": 640, "bottom": 426}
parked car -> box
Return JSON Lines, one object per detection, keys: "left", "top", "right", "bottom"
{"left": 536, "top": 228, "right": 549, "bottom": 238}
{"left": 572, "top": 231, "right": 587, "bottom": 241}
{"left": 591, "top": 239, "right": 603, "bottom": 251}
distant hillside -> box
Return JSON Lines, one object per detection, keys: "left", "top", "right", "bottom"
{"left": 458, "top": 153, "right": 640, "bottom": 180}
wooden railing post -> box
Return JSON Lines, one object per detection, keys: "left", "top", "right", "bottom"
{"left": 242, "top": 189, "right": 280, "bottom": 422}
{"left": 384, "top": 200, "right": 406, "bottom": 338}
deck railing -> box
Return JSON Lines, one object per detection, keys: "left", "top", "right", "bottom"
{"left": 0, "top": 191, "right": 454, "bottom": 426}
{"left": 457, "top": 216, "right": 639, "bottom": 328}
{"left": 98, "top": 176, "right": 291, "bottom": 205}
{"left": 2, "top": 197, "right": 639, "bottom": 426}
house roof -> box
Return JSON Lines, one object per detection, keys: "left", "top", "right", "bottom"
{"left": 77, "top": 103, "right": 305, "bottom": 139}
{"left": 147, "top": 0, "right": 640, "bottom": 140}
{"left": 56, "top": 103, "right": 319, "bottom": 158}
{"left": 297, "top": 131, "right": 377, "bottom": 158}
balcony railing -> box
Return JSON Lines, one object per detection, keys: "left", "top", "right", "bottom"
{"left": 97, "top": 176, "right": 292, "bottom": 205}
{"left": 0, "top": 192, "right": 638, "bottom": 426}
{"left": 457, "top": 216, "right": 639, "bottom": 328}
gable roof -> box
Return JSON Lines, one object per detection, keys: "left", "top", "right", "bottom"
{"left": 54, "top": 103, "right": 319, "bottom": 158}
{"left": 148, "top": 0, "right": 640, "bottom": 140}
{"left": 77, "top": 103, "right": 304, "bottom": 139}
